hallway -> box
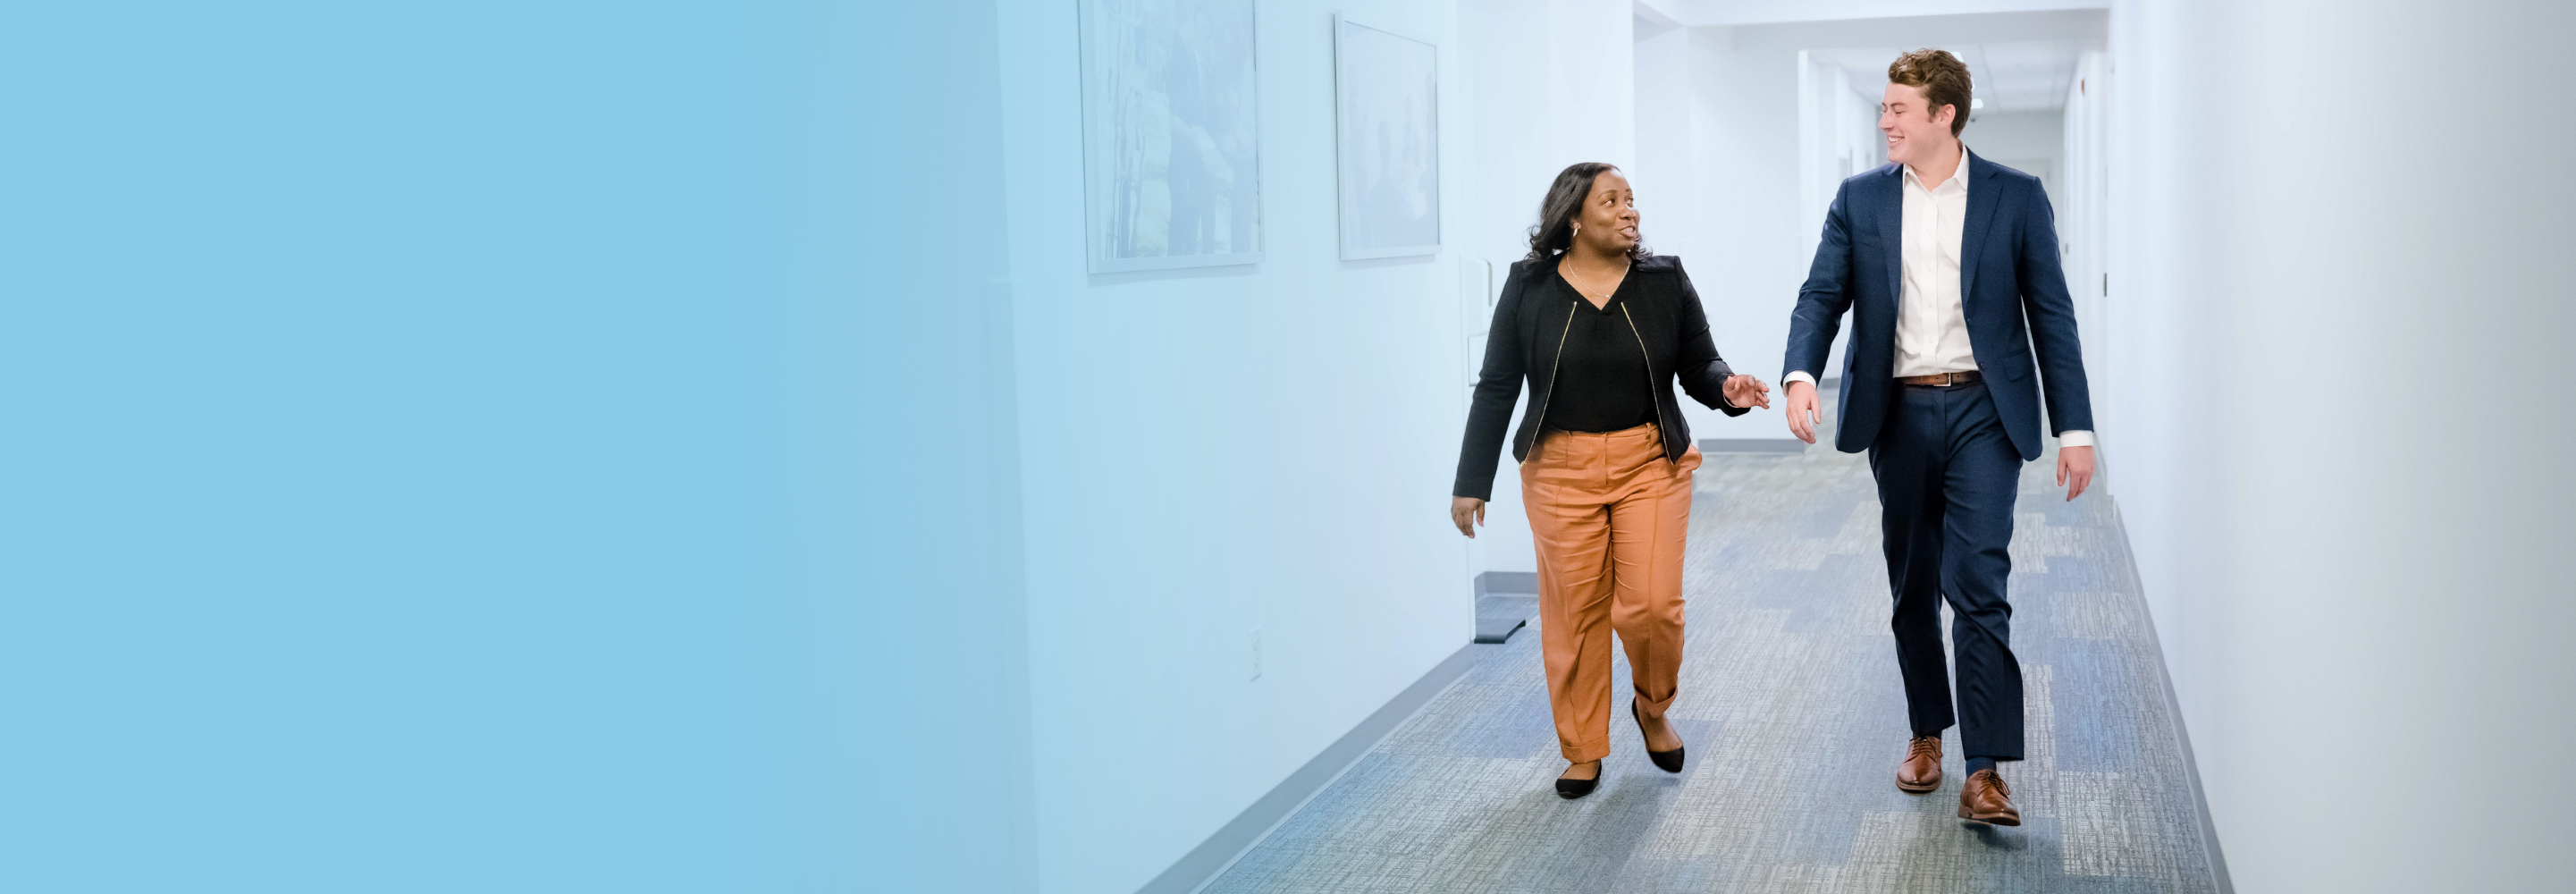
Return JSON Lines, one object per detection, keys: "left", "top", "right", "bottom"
{"left": 1208, "top": 440, "right": 2217, "bottom": 892}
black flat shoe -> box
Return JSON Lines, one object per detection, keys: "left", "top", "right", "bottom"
{"left": 1633, "top": 700, "right": 1686, "bottom": 773}
{"left": 1554, "top": 772, "right": 1599, "bottom": 799}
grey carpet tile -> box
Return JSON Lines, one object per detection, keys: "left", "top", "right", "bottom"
{"left": 1205, "top": 443, "right": 2215, "bottom": 894}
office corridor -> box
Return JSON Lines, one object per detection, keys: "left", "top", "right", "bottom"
{"left": 1205, "top": 441, "right": 2218, "bottom": 893}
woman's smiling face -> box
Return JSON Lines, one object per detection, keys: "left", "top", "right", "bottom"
{"left": 1573, "top": 170, "right": 1638, "bottom": 254}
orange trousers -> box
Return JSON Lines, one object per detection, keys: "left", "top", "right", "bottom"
{"left": 1520, "top": 423, "right": 1698, "bottom": 763}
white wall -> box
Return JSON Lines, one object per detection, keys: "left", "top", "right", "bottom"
{"left": 1665, "top": 27, "right": 1810, "bottom": 432}
{"left": 1636, "top": 17, "right": 1701, "bottom": 261}
{"left": 2103, "top": 0, "right": 2576, "bottom": 889}
{"left": 2059, "top": 52, "right": 2110, "bottom": 367}
{"left": 1637, "top": 20, "right": 1780, "bottom": 445}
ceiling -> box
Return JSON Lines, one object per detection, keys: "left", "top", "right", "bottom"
{"left": 1808, "top": 40, "right": 2091, "bottom": 114}
{"left": 1639, "top": 0, "right": 2107, "bottom": 29}
{"left": 1633, "top": 2, "right": 2107, "bottom": 114}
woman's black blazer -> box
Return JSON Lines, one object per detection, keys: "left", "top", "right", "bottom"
{"left": 1452, "top": 254, "right": 1748, "bottom": 502}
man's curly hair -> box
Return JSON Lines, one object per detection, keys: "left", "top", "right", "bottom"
{"left": 1888, "top": 49, "right": 1974, "bottom": 137}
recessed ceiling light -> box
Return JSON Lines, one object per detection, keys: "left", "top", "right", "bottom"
{"left": 1971, "top": 97, "right": 1985, "bottom": 109}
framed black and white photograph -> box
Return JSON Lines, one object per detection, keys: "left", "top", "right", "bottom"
{"left": 1332, "top": 15, "right": 1440, "bottom": 260}
{"left": 1077, "top": 0, "right": 1265, "bottom": 274}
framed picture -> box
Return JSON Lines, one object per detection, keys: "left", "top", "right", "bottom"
{"left": 1332, "top": 15, "right": 1440, "bottom": 260}
{"left": 1077, "top": 0, "right": 1265, "bottom": 274}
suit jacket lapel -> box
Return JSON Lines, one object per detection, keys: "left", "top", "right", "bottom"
{"left": 1876, "top": 165, "right": 1903, "bottom": 306}
{"left": 1957, "top": 150, "right": 2003, "bottom": 304}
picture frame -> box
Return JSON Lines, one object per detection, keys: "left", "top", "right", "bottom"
{"left": 1332, "top": 14, "right": 1441, "bottom": 260}
{"left": 1076, "top": 0, "right": 1266, "bottom": 274}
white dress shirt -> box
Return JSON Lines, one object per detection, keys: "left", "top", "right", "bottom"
{"left": 1892, "top": 155, "right": 1978, "bottom": 378}
{"left": 1787, "top": 145, "right": 2092, "bottom": 450}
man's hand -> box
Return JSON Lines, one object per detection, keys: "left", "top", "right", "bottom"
{"left": 1722, "top": 375, "right": 1772, "bottom": 409}
{"left": 1783, "top": 380, "right": 1821, "bottom": 443}
{"left": 1451, "top": 496, "right": 1486, "bottom": 537}
{"left": 2057, "top": 445, "right": 2095, "bottom": 502}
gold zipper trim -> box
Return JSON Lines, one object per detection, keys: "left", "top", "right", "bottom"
{"left": 1620, "top": 302, "right": 1673, "bottom": 457}
{"left": 1525, "top": 299, "right": 1579, "bottom": 460}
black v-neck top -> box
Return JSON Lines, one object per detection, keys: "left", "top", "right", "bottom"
{"left": 1453, "top": 254, "right": 1752, "bottom": 501}
{"left": 1539, "top": 273, "right": 1658, "bottom": 434}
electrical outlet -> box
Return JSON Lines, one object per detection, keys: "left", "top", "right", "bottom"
{"left": 1250, "top": 627, "right": 1263, "bottom": 681}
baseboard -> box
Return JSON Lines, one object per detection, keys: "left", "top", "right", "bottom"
{"left": 2104, "top": 496, "right": 2234, "bottom": 894}
{"left": 1474, "top": 570, "right": 1536, "bottom": 597}
{"left": 1697, "top": 438, "right": 1806, "bottom": 454}
{"left": 1132, "top": 644, "right": 1484, "bottom": 894}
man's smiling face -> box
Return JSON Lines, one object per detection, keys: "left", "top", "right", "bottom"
{"left": 1880, "top": 80, "right": 1956, "bottom": 169}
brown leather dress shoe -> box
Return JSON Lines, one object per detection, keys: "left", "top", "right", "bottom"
{"left": 1957, "top": 769, "right": 2022, "bottom": 825}
{"left": 1896, "top": 735, "right": 1942, "bottom": 793}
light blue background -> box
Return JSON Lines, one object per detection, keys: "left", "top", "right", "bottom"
{"left": 3, "top": 3, "right": 1031, "bottom": 890}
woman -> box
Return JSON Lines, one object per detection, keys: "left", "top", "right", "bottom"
{"left": 1450, "top": 163, "right": 1770, "bottom": 798}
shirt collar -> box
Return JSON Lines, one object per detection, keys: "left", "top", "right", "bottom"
{"left": 1903, "top": 144, "right": 1970, "bottom": 192}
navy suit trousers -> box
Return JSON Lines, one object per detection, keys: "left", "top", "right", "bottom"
{"left": 1868, "top": 381, "right": 2025, "bottom": 761}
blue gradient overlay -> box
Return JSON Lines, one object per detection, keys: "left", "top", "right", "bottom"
{"left": 3, "top": 4, "right": 1028, "bottom": 890}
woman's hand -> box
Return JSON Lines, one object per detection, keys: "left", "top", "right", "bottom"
{"left": 1451, "top": 496, "right": 1486, "bottom": 538}
{"left": 1722, "top": 375, "right": 1772, "bottom": 409}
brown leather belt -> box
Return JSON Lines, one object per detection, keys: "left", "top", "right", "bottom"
{"left": 1896, "top": 370, "right": 1982, "bottom": 387}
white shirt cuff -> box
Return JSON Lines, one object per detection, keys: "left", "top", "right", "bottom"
{"left": 1784, "top": 371, "right": 1817, "bottom": 388}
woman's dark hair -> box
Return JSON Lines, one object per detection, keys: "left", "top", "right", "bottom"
{"left": 1525, "top": 162, "right": 1645, "bottom": 263}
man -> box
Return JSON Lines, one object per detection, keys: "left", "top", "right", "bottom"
{"left": 1780, "top": 49, "right": 2094, "bottom": 826}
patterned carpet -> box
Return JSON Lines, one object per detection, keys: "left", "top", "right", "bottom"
{"left": 1204, "top": 438, "right": 2219, "bottom": 893}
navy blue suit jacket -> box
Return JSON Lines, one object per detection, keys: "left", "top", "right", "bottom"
{"left": 1783, "top": 149, "right": 2093, "bottom": 460}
